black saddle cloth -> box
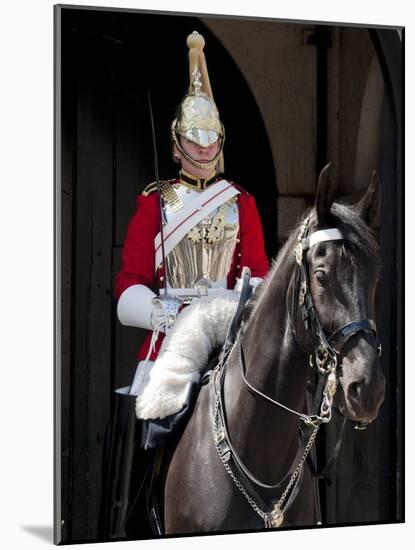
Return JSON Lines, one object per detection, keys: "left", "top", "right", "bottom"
{"left": 141, "top": 371, "right": 201, "bottom": 449}
{"left": 141, "top": 348, "right": 220, "bottom": 449}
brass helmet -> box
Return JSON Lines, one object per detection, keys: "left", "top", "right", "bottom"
{"left": 171, "top": 31, "right": 225, "bottom": 172}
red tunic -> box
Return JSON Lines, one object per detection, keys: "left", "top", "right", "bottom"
{"left": 115, "top": 179, "right": 269, "bottom": 360}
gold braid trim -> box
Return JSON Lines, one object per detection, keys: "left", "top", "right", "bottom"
{"left": 159, "top": 180, "right": 183, "bottom": 212}
{"left": 142, "top": 180, "right": 183, "bottom": 213}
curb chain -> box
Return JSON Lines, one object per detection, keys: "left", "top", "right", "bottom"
{"left": 273, "top": 424, "right": 320, "bottom": 515}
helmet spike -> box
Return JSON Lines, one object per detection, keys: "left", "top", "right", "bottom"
{"left": 187, "top": 31, "right": 213, "bottom": 99}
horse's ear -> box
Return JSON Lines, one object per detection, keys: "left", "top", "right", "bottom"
{"left": 354, "top": 170, "right": 381, "bottom": 228}
{"left": 315, "top": 163, "right": 336, "bottom": 225}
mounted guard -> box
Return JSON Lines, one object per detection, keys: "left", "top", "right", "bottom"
{"left": 114, "top": 31, "right": 268, "bottom": 427}
{"left": 99, "top": 31, "right": 269, "bottom": 539}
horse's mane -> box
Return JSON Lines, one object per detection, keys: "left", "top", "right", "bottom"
{"left": 329, "top": 202, "right": 380, "bottom": 260}
{"left": 242, "top": 218, "right": 299, "bottom": 321}
{"left": 243, "top": 201, "right": 380, "bottom": 322}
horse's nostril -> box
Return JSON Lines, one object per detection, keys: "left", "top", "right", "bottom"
{"left": 347, "top": 381, "right": 363, "bottom": 403}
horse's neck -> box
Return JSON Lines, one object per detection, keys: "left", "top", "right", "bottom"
{"left": 224, "top": 260, "right": 309, "bottom": 483}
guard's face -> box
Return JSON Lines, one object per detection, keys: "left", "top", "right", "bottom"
{"left": 179, "top": 136, "right": 220, "bottom": 164}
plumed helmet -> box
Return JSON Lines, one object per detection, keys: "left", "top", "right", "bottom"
{"left": 171, "top": 31, "right": 225, "bottom": 171}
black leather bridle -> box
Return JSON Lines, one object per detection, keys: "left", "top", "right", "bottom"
{"left": 295, "top": 216, "right": 381, "bottom": 376}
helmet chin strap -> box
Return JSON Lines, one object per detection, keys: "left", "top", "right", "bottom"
{"left": 171, "top": 125, "right": 225, "bottom": 171}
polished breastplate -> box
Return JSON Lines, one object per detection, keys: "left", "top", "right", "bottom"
{"left": 162, "top": 181, "right": 239, "bottom": 289}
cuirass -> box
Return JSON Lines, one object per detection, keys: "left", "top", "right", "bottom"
{"left": 162, "top": 182, "right": 239, "bottom": 288}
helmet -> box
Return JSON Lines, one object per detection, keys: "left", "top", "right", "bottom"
{"left": 171, "top": 31, "right": 225, "bottom": 172}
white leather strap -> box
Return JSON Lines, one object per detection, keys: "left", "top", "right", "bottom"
{"left": 302, "top": 228, "right": 344, "bottom": 250}
{"left": 154, "top": 179, "right": 240, "bottom": 269}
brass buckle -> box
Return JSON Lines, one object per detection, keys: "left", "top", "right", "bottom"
{"left": 316, "top": 345, "right": 329, "bottom": 372}
{"left": 269, "top": 506, "right": 284, "bottom": 528}
{"left": 215, "top": 429, "right": 225, "bottom": 444}
{"left": 299, "top": 280, "right": 307, "bottom": 306}
{"left": 295, "top": 241, "right": 303, "bottom": 265}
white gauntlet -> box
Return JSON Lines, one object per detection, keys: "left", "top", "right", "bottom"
{"left": 117, "top": 284, "right": 163, "bottom": 331}
{"left": 117, "top": 284, "right": 182, "bottom": 333}
{"left": 150, "top": 295, "right": 182, "bottom": 333}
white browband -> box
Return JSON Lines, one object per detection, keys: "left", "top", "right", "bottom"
{"left": 302, "top": 228, "right": 344, "bottom": 250}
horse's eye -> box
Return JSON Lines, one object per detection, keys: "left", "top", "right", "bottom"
{"left": 314, "top": 269, "right": 327, "bottom": 282}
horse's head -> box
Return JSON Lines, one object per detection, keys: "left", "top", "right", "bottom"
{"left": 303, "top": 164, "right": 385, "bottom": 424}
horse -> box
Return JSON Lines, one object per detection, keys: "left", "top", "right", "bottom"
{"left": 162, "top": 164, "right": 386, "bottom": 534}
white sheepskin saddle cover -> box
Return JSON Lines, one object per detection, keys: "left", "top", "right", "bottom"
{"left": 135, "top": 289, "right": 239, "bottom": 420}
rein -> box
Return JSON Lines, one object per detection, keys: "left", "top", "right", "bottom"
{"left": 212, "top": 215, "right": 381, "bottom": 529}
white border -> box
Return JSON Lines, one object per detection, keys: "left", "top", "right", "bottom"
{"left": 0, "top": 1, "right": 410, "bottom": 548}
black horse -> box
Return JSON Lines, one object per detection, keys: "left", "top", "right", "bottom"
{"left": 162, "top": 165, "right": 386, "bottom": 533}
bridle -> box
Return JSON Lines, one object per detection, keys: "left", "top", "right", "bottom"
{"left": 290, "top": 215, "right": 380, "bottom": 427}
{"left": 211, "top": 215, "right": 381, "bottom": 529}
{"left": 293, "top": 215, "right": 380, "bottom": 377}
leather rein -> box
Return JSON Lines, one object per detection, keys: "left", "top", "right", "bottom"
{"left": 211, "top": 215, "right": 380, "bottom": 529}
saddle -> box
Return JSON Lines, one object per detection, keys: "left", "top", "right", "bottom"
{"left": 141, "top": 268, "right": 254, "bottom": 450}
